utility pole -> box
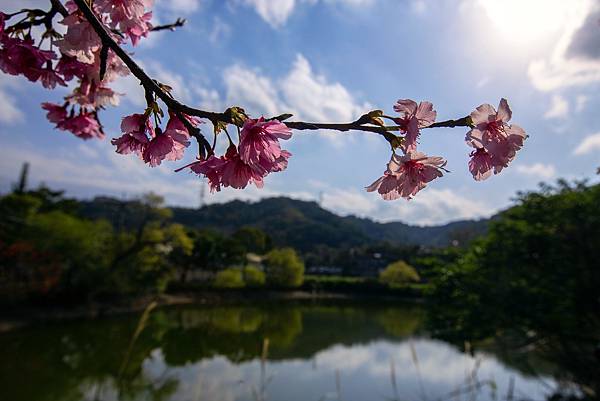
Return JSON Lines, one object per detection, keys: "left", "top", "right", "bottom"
{"left": 14, "top": 162, "right": 29, "bottom": 194}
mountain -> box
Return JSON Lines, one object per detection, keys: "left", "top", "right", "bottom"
{"left": 170, "top": 197, "right": 490, "bottom": 250}
{"left": 79, "top": 196, "right": 489, "bottom": 251}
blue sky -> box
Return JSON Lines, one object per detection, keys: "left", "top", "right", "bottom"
{"left": 1, "top": 0, "right": 599, "bottom": 225}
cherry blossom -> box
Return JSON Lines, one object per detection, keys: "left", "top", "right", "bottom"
{"left": 42, "top": 103, "right": 68, "bottom": 124}
{"left": 239, "top": 117, "right": 293, "bottom": 173}
{"left": 221, "top": 145, "right": 265, "bottom": 190}
{"left": 59, "top": 113, "right": 104, "bottom": 140}
{"left": 180, "top": 155, "right": 228, "bottom": 193}
{"left": 111, "top": 113, "right": 152, "bottom": 157}
{"left": 465, "top": 98, "right": 527, "bottom": 180}
{"left": 393, "top": 99, "right": 437, "bottom": 153}
{"left": 366, "top": 151, "right": 447, "bottom": 200}
{"left": 0, "top": 38, "right": 56, "bottom": 82}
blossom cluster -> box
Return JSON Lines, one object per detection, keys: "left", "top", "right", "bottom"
{"left": 111, "top": 112, "right": 199, "bottom": 167}
{"left": 0, "top": 1, "right": 529, "bottom": 202}
{"left": 0, "top": 0, "right": 153, "bottom": 140}
{"left": 176, "top": 117, "right": 293, "bottom": 191}
{"left": 367, "top": 98, "right": 527, "bottom": 200}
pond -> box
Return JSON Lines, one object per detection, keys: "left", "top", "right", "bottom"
{"left": 0, "top": 302, "right": 556, "bottom": 401}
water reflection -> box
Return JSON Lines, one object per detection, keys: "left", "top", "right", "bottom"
{"left": 0, "top": 303, "right": 554, "bottom": 401}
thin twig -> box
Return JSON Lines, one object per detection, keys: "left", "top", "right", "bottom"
{"left": 151, "top": 18, "right": 186, "bottom": 32}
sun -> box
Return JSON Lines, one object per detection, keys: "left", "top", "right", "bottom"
{"left": 478, "top": 0, "right": 573, "bottom": 43}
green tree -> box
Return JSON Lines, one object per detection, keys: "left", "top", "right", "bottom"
{"left": 264, "top": 248, "right": 304, "bottom": 287}
{"left": 243, "top": 264, "right": 266, "bottom": 287}
{"left": 232, "top": 226, "right": 271, "bottom": 254}
{"left": 427, "top": 181, "right": 600, "bottom": 398}
{"left": 213, "top": 268, "right": 245, "bottom": 288}
{"left": 379, "top": 260, "right": 420, "bottom": 287}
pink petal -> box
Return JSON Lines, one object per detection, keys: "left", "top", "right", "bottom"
{"left": 496, "top": 98, "right": 512, "bottom": 123}
{"left": 470, "top": 103, "right": 496, "bottom": 126}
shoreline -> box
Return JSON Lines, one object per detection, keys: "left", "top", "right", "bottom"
{"left": 0, "top": 289, "right": 423, "bottom": 333}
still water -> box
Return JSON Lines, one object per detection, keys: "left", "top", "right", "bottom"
{"left": 0, "top": 302, "right": 554, "bottom": 401}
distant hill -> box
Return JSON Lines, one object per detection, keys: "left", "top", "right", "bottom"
{"left": 79, "top": 196, "right": 489, "bottom": 251}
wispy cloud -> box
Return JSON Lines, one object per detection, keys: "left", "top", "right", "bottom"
{"left": 528, "top": 1, "right": 600, "bottom": 91}
{"left": 573, "top": 132, "right": 600, "bottom": 155}
{"left": 543, "top": 95, "right": 569, "bottom": 119}
{"left": 0, "top": 75, "right": 25, "bottom": 124}
{"left": 196, "top": 54, "right": 371, "bottom": 146}
{"left": 232, "top": 0, "right": 375, "bottom": 28}
{"left": 515, "top": 163, "right": 557, "bottom": 179}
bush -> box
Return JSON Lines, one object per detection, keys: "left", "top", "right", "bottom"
{"left": 243, "top": 264, "right": 266, "bottom": 287}
{"left": 264, "top": 248, "right": 304, "bottom": 287}
{"left": 379, "top": 261, "right": 420, "bottom": 287}
{"left": 213, "top": 268, "right": 245, "bottom": 289}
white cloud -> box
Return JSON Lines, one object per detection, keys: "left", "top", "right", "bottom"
{"left": 209, "top": 17, "right": 232, "bottom": 44}
{"left": 280, "top": 54, "right": 371, "bottom": 123}
{"left": 236, "top": 0, "right": 297, "bottom": 27}
{"left": 515, "top": 163, "right": 557, "bottom": 179}
{"left": 201, "top": 54, "right": 370, "bottom": 122}
{"left": 0, "top": 74, "right": 26, "bottom": 124}
{"left": 233, "top": 0, "right": 375, "bottom": 28}
{"left": 573, "top": 132, "right": 600, "bottom": 155}
{"left": 315, "top": 184, "right": 490, "bottom": 225}
{"left": 378, "top": 188, "right": 489, "bottom": 225}
{"left": 223, "top": 65, "right": 284, "bottom": 116}
{"left": 543, "top": 95, "right": 569, "bottom": 119}
{"left": 528, "top": 1, "right": 600, "bottom": 91}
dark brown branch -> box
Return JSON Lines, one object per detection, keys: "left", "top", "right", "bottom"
{"left": 49, "top": 0, "right": 69, "bottom": 17}
{"left": 71, "top": 0, "right": 472, "bottom": 150}
{"left": 151, "top": 18, "right": 186, "bottom": 32}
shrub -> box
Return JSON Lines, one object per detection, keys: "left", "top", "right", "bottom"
{"left": 243, "top": 264, "right": 266, "bottom": 287}
{"left": 264, "top": 248, "right": 304, "bottom": 287}
{"left": 379, "top": 260, "right": 420, "bottom": 287}
{"left": 213, "top": 268, "right": 245, "bottom": 289}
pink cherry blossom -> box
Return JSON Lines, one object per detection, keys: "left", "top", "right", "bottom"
{"left": 181, "top": 155, "right": 228, "bottom": 193}
{"left": 41, "top": 103, "right": 68, "bottom": 124}
{"left": 239, "top": 117, "right": 292, "bottom": 173}
{"left": 0, "top": 37, "right": 56, "bottom": 82}
{"left": 366, "top": 151, "right": 446, "bottom": 200}
{"left": 0, "top": 12, "right": 7, "bottom": 38}
{"left": 143, "top": 133, "right": 174, "bottom": 167}
{"left": 468, "top": 148, "right": 493, "bottom": 181}
{"left": 96, "top": 0, "right": 153, "bottom": 45}
{"left": 111, "top": 113, "right": 152, "bottom": 157}
{"left": 221, "top": 146, "right": 265, "bottom": 190}
{"left": 120, "top": 11, "right": 152, "bottom": 46}
{"left": 465, "top": 98, "right": 527, "bottom": 179}
{"left": 55, "top": 55, "right": 90, "bottom": 81}
{"left": 163, "top": 112, "right": 197, "bottom": 161}
{"left": 393, "top": 99, "right": 437, "bottom": 153}
{"left": 59, "top": 113, "right": 104, "bottom": 140}
{"left": 57, "top": 13, "right": 102, "bottom": 64}
{"left": 39, "top": 68, "right": 67, "bottom": 89}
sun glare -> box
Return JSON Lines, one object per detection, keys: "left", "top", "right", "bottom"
{"left": 479, "top": 0, "right": 571, "bottom": 43}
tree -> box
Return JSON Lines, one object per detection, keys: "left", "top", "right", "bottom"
{"left": 264, "top": 248, "right": 305, "bottom": 287}
{"left": 213, "top": 268, "right": 245, "bottom": 289}
{"left": 242, "top": 265, "right": 266, "bottom": 287}
{"left": 0, "top": 1, "right": 528, "bottom": 201}
{"left": 427, "top": 181, "right": 600, "bottom": 398}
{"left": 379, "top": 260, "right": 420, "bottom": 287}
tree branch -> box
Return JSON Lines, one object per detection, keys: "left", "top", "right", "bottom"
{"left": 151, "top": 18, "right": 186, "bottom": 32}
{"left": 71, "top": 0, "right": 472, "bottom": 150}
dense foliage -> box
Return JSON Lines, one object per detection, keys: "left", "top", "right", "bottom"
{"left": 427, "top": 181, "right": 600, "bottom": 399}
{"left": 379, "top": 261, "right": 421, "bottom": 287}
